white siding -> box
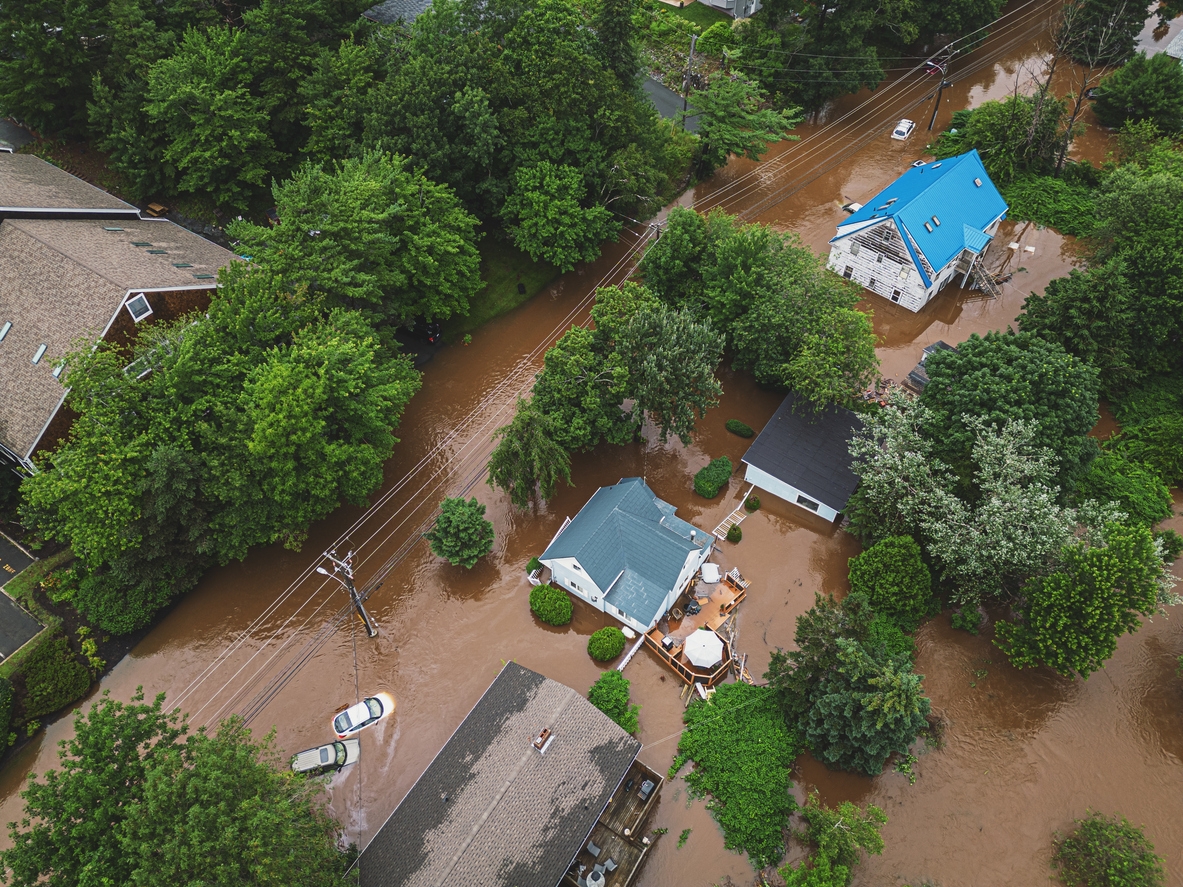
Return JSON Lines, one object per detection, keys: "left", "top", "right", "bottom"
{"left": 827, "top": 230, "right": 930, "bottom": 312}
{"left": 744, "top": 463, "right": 841, "bottom": 522}
{"left": 543, "top": 557, "right": 604, "bottom": 613}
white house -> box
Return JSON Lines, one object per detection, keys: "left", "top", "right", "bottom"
{"left": 538, "top": 477, "right": 713, "bottom": 634}
{"left": 741, "top": 394, "right": 864, "bottom": 522}
{"left": 827, "top": 149, "right": 1007, "bottom": 312}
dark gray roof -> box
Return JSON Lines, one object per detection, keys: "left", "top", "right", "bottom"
{"left": 742, "top": 393, "right": 864, "bottom": 511}
{"left": 905, "top": 340, "right": 956, "bottom": 391}
{"left": 363, "top": 0, "right": 432, "bottom": 24}
{"left": 541, "top": 478, "right": 709, "bottom": 627}
{"left": 358, "top": 662, "right": 640, "bottom": 887}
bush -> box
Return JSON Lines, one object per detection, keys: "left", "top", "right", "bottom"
{"left": 847, "top": 536, "right": 932, "bottom": 631}
{"left": 588, "top": 670, "right": 640, "bottom": 733}
{"left": 1112, "top": 415, "right": 1183, "bottom": 487}
{"left": 951, "top": 607, "right": 983, "bottom": 635}
{"left": 587, "top": 626, "right": 626, "bottom": 661}
{"left": 744, "top": 495, "right": 760, "bottom": 512}
{"left": 1053, "top": 811, "right": 1164, "bottom": 887}
{"left": 725, "top": 419, "right": 754, "bottom": 438}
{"left": 529, "top": 584, "right": 573, "bottom": 626}
{"left": 726, "top": 524, "right": 742, "bottom": 543}
{"left": 0, "top": 677, "right": 13, "bottom": 744}
{"left": 694, "top": 456, "right": 733, "bottom": 498}
{"left": 526, "top": 556, "right": 543, "bottom": 573}
{"left": 1077, "top": 451, "right": 1173, "bottom": 526}
{"left": 1000, "top": 173, "right": 1098, "bottom": 237}
{"left": 426, "top": 497, "right": 495, "bottom": 568}
{"left": 1156, "top": 529, "right": 1183, "bottom": 563}
{"left": 19, "top": 634, "right": 92, "bottom": 721}
{"left": 866, "top": 614, "right": 915, "bottom": 661}
{"left": 696, "top": 20, "right": 737, "bottom": 57}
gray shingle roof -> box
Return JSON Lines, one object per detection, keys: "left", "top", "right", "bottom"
{"left": 742, "top": 393, "right": 864, "bottom": 511}
{"left": 541, "top": 478, "right": 709, "bottom": 627}
{"left": 358, "top": 663, "right": 640, "bottom": 887}
{"left": 363, "top": 0, "right": 433, "bottom": 24}
{"left": 0, "top": 154, "right": 135, "bottom": 213}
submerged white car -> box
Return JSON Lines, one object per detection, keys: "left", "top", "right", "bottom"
{"left": 332, "top": 693, "right": 394, "bottom": 739}
{"left": 891, "top": 119, "right": 916, "bottom": 140}
{"left": 290, "top": 739, "right": 360, "bottom": 775}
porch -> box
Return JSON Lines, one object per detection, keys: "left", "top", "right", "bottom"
{"left": 642, "top": 567, "right": 748, "bottom": 687}
{"left": 563, "top": 760, "right": 664, "bottom": 887}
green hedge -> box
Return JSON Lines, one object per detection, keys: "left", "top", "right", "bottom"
{"left": 0, "top": 677, "right": 14, "bottom": 743}
{"left": 587, "top": 626, "right": 626, "bottom": 662}
{"left": 694, "top": 456, "right": 733, "bottom": 498}
{"left": 530, "top": 584, "right": 573, "bottom": 626}
{"left": 588, "top": 670, "right": 639, "bottom": 734}
{"left": 19, "top": 633, "right": 92, "bottom": 721}
{"left": 725, "top": 419, "right": 754, "bottom": 438}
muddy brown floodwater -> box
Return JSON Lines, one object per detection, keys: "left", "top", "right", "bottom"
{"left": 3, "top": 2, "right": 1183, "bottom": 885}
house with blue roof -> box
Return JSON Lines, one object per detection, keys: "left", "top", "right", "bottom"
{"left": 826, "top": 150, "right": 1007, "bottom": 312}
{"left": 539, "top": 478, "right": 713, "bottom": 634}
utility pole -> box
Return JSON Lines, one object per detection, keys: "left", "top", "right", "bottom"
{"left": 928, "top": 79, "right": 952, "bottom": 131}
{"left": 681, "top": 33, "right": 698, "bottom": 128}
{"left": 317, "top": 549, "right": 378, "bottom": 638}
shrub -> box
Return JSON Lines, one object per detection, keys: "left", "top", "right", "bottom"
{"left": 951, "top": 607, "right": 983, "bottom": 635}
{"left": 1000, "top": 173, "right": 1098, "bottom": 237}
{"left": 426, "top": 496, "right": 495, "bottom": 568}
{"left": 847, "top": 536, "right": 932, "bottom": 631}
{"left": 526, "top": 556, "right": 543, "bottom": 573}
{"left": 1053, "top": 811, "right": 1164, "bottom": 887}
{"left": 866, "top": 614, "right": 915, "bottom": 662}
{"left": 588, "top": 670, "right": 639, "bottom": 733}
{"left": 694, "top": 456, "right": 733, "bottom": 498}
{"left": 1078, "top": 451, "right": 1173, "bottom": 526}
{"left": 725, "top": 419, "right": 754, "bottom": 438}
{"left": 19, "top": 634, "right": 92, "bottom": 721}
{"left": 744, "top": 495, "right": 760, "bottom": 512}
{"left": 0, "top": 677, "right": 13, "bottom": 744}
{"left": 530, "top": 584, "right": 573, "bottom": 626}
{"left": 696, "top": 20, "right": 737, "bottom": 57}
{"left": 726, "top": 524, "right": 742, "bottom": 543}
{"left": 1155, "top": 529, "right": 1183, "bottom": 563}
{"left": 587, "top": 626, "right": 626, "bottom": 661}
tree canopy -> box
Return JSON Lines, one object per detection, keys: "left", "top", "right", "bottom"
{"left": 1094, "top": 52, "right": 1183, "bottom": 133}
{"left": 426, "top": 497, "right": 495, "bottom": 568}
{"left": 0, "top": 690, "right": 350, "bottom": 887}
{"left": 688, "top": 73, "right": 801, "bottom": 177}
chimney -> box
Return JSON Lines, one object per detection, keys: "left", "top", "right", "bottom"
{"left": 532, "top": 728, "right": 555, "bottom": 754}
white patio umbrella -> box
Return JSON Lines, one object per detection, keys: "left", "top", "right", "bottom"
{"left": 683, "top": 629, "right": 724, "bottom": 669}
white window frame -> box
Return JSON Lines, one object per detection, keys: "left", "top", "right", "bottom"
{"left": 125, "top": 293, "right": 153, "bottom": 323}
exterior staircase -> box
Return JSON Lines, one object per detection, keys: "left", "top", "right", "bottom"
{"left": 712, "top": 484, "right": 756, "bottom": 540}
{"left": 970, "top": 267, "right": 1003, "bottom": 299}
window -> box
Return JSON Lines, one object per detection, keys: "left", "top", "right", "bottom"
{"left": 172, "top": 263, "right": 192, "bottom": 268}
{"left": 572, "top": 564, "right": 582, "bottom": 572}
{"left": 850, "top": 242, "right": 860, "bottom": 256}
{"left": 931, "top": 215, "right": 941, "bottom": 226}
{"left": 796, "top": 494, "right": 820, "bottom": 512}
{"left": 898, "top": 266, "right": 909, "bottom": 280}
{"left": 32, "top": 344, "right": 47, "bottom": 364}
{"left": 193, "top": 273, "right": 215, "bottom": 280}
{"left": 126, "top": 293, "right": 153, "bottom": 323}
{"left": 843, "top": 266, "right": 853, "bottom": 279}
{"left": 868, "top": 278, "right": 877, "bottom": 289}
{"left": 891, "top": 290, "right": 901, "bottom": 303}
{"left": 102, "top": 226, "right": 123, "bottom": 232}
{"left": 923, "top": 222, "right": 933, "bottom": 232}
{"left": 0, "top": 321, "right": 10, "bottom": 342}
{"left": 131, "top": 241, "right": 151, "bottom": 247}
{"left": 147, "top": 249, "right": 167, "bottom": 254}
{"left": 52, "top": 363, "right": 64, "bottom": 379}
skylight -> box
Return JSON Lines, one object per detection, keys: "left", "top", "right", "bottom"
{"left": 974, "top": 177, "right": 983, "bottom": 187}
{"left": 126, "top": 293, "right": 152, "bottom": 323}
{"left": 931, "top": 215, "right": 941, "bottom": 226}
{"left": 0, "top": 321, "right": 10, "bottom": 343}
{"left": 193, "top": 273, "right": 215, "bottom": 279}
{"left": 103, "top": 226, "right": 123, "bottom": 232}
{"left": 32, "top": 344, "right": 47, "bottom": 364}
{"left": 924, "top": 222, "right": 933, "bottom": 232}
{"left": 173, "top": 263, "right": 192, "bottom": 268}
{"left": 132, "top": 241, "right": 151, "bottom": 247}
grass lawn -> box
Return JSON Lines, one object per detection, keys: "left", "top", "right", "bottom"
{"left": 665, "top": 1, "right": 731, "bottom": 30}
{"left": 442, "top": 239, "right": 560, "bottom": 341}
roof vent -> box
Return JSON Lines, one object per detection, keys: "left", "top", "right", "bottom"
{"left": 924, "top": 222, "right": 933, "bottom": 232}
{"left": 974, "top": 177, "right": 983, "bottom": 187}
{"left": 932, "top": 163, "right": 942, "bottom": 168}
{"left": 690, "top": 530, "right": 696, "bottom": 541}
{"left": 532, "top": 728, "right": 555, "bottom": 754}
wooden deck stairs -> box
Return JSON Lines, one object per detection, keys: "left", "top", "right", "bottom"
{"left": 970, "top": 267, "right": 1003, "bottom": 299}
{"left": 712, "top": 484, "right": 756, "bottom": 540}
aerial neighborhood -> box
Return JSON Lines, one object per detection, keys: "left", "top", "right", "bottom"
{"left": 0, "top": 0, "right": 1181, "bottom": 884}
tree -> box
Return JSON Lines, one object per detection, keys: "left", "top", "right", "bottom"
{"left": 588, "top": 670, "right": 639, "bottom": 734}
{"left": 227, "top": 151, "right": 482, "bottom": 326}
{"left": 995, "top": 523, "right": 1174, "bottom": 678}
{"left": 847, "top": 536, "right": 931, "bottom": 631}
{"left": 796, "top": 791, "right": 887, "bottom": 874}
{"left": 1062, "top": 0, "right": 1152, "bottom": 67}
{"left": 486, "top": 399, "right": 573, "bottom": 508}
{"left": 1053, "top": 811, "right": 1165, "bottom": 887}
{"left": 500, "top": 161, "right": 619, "bottom": 271}
{"left": 920, "top": 330, "right": 1100, "bottom": 495}
{"left": 638, "top": 206, "right": 712, "bottom": 309}
{"left": 593, "top": 0, "right": 641, "bottom": 85}
{"left": 1095, "top": 52, "right": 1183, "bottom": 134}
{"left": 688, "top": 73, "right": 801, "bottom": 177}
{"left": 784, "top": 307, "right": 879, "bottom": 410}
{"left": 1076, "top": 452, "right": 1173, "bottom": 527}
{"left": 934, "top": 94, "right": 1066, "bottom": 183}
{"left": 0, "top": 690, "right": 349, "bottom": 887}
{"left": 615, "top": 306, "right": 725, "bottom": 445}
{"left": 780, "top": 851, "right": 850, "bottom": 887}
{"left": 426, "top": 497, "right": 495, "bottom": 568}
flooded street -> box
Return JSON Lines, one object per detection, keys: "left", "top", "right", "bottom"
{"left": 4, "top": 2, "right": 1183, "bottom": 885}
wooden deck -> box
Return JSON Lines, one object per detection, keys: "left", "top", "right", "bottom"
{"left": 563, "top": 761, "right": 664, "bottom": 887}
{"left": 642, "top": 570, "right": 748, "bottom": 687}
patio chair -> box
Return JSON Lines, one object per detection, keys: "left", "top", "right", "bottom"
{"left": 586, "top": 840, "right": 601, "bottom": 858}
{"left": 604, "top": 859, "right": 618, "bottom": 873}
{"left": 593, "top": 863, "right": 606, "bottom": 876}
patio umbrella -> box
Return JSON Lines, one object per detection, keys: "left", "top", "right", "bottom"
{"left": 683, "top": 629, "right": 724, "bottom": 669}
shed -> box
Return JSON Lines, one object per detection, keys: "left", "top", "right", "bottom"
{"left": 740, "top": 394, "right": 864, "bottom": 521}
{"left": 904, "top": 340, "right": 957, "bottom": 392}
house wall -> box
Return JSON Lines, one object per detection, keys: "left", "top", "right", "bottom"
{"left": 743, "top": 463, "right": 841, "bottom": 522}
{"left": 545, "top": 557, "right": 605, "bottom": 613}
{"left": 698, "top": 0, "right": 761, "bottom": 18}
{"left": 103, "top": 286, "right": 214, "bottom": 351}
{"left": 828, "top": 223, "right": 931, "bottom": 312}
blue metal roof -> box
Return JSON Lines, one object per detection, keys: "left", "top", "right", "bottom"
{"left": 541, "top": 478, "right": 709, "bottom": 627}
{"left": 831, "top": 150, "right": 1007, "bottom": 273}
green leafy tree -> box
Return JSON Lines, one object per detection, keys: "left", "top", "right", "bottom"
{"left": 589, "top": 281, "right": 662, "bottom": 345}
{"left": 0, "top": 690, "right": 349, "bottom": 887}
{"left": 920, "top": 330, "right": 1100, "bottom": 495}
{"left": 1053, "top": 811, "right": 1165, "bottom": 887}
{"left": 1095, "top": 51, "right": 1183, "bottom": 133}
{"left": 1112, "top": 416, "right": 1183, "bottom": 488}
{"left": 934, "top": 95, "right": 1066, "bottom": 183}
{"left": 144, "top": 27, "right": 286, "bottom": 211}
{"left": 847, "top": 536, "right": 931, "bottom": 631}
{"left": 780, "top": 852, "right": 850, "bottom": 887}
{"left": 796, "top": 791, "right": 887, "bottom": 874}
{"left": 616, "top": 306, "right": 725, "bottom": 445}
{"left": 228, "top": 151, "right": 482, "bottom": 326}
{"left": 995, "top": 523, "right": 1174, "bottom": 679}
{"left": 500, "top": 162, "right": 619, "bottom": 271}
{"left": 638, "top": 206, "right": 712, "bottom": 309}
{"left": 486, "top": 399, "right": 573, "bottom": 508}
{"left": 299, "top": 38, "right": 384, "bottom": 165}
{"left": 1076, "top": 452, "right": 1173, "bottom": 527}
{"left": 426, "top": 497, "right": 495, "bottom": 568}
{"left": 784, "top": 307, "right": 879, "bottom": 411}
{"left": 1064, "top": 0, "right": 1156, "bottom": 67}
{"left": 588, "top": 670, "right": 640, "bottom": 733}
{"left": 688, "top": 73, "right": 801, "bottom": 177}
{"left": 593, "top": 0, "right": 641, "bottom": 84}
